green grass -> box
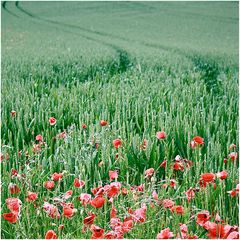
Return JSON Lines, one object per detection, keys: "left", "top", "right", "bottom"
{"left": 1, "top": 2, "right": 239, "bottom": 239}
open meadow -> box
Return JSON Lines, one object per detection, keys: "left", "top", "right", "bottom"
{"left": 1, "top": 1, "right": 239, "bottom": 239}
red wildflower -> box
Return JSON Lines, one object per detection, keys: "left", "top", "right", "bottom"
{"left": 193, "top": 136, "right": 204, "bottom": 145}
{"left": 106, "top": 182, "right": 121, "bottom": 198}
{"left": 74, "top": 178, "right": 85, "bottom": 188}
{"left": 36, "top": 134, "right": 43, "bottom": 141}
{"left": 152, "top": 190, "right": 158, "bottom": 200}
{"left": 133, "top": 205, "right": 147, "bottom": 223}
{"left": 200, "top": 173, "right": 215, "bottom": 184}
{"left": 82, "top": 123, "right": 87, "bottom": 129}
{"left": 26, "top": 191, "right": 38, "bottom": 202}
{"left": 170, "top": 179, "right": 177, "bottom": 188}
{"left": 2, "top": 213, "right": 18, "bottom": 223}
{"left": 10, "top": 110, "right": 16, "bottom": 117}
{"left": 227, "top": 190, "right": 237, "bottom": 197}
{"left": 109, "top": 170, "right": 118, "bottom": 181}
{"left": 90, "top": 225, "right": 104, "bottom": 239}
{"left": 100, "top": 120, "right": 108, "bottom": 126}
{"left": 112, "top": 139, "right": 122, "bottom": 149}
{"left": 157, "top": 228, "right": 174, "bottom": 239}
{"left": 216, "top": 170, "right": 228, "bottom": 180}
{"left": 49, "top": 117, "right": 56, "bottom": 126}
{"left": 162, "top": 199, "right": 175, "bottom": 209}
{"left": 11, "top": 169, "right": 18, "bottom": 176}
{"left": 57, "top": 131, "right": 66, "bottom": 139}
{"left": 156, "top": 131, "right": 166, "bottom": 140}
{"left": 79, "top": 193, "right": 92, "bottom": 206}
{"left": 45, "top": 230, "right": 57, "bottom": 239}
{"left": 185, "top": 188, "right": 196, "bottom": 202}
{"left": 91, "top": 196, "right": 106, "bottom": 208}
{"left": 227, "top": 231, "right": 239, "bottom": 239}
{"left": 84, "top": 212, "right": 96, "bottom": 225}
{"left": 44, "top": 181, "right": 55, "bottom": 189}
{"left": 196, "top": 210, "right": 210, "bottom": 226}
{"left": 145, "top": 168, "right": 154, "bottom": 178}
{"left": 51, "top": 173, "right": 63, "bottom": 181}
{"left": 170, "top": 205, "right": 184, "bottom": 215}
{"left": 160, "top": 160, "right": 166, "bottom": 168}
{"left": 8, "top": 183, "right": 21, "bottom": 195}
{"left": 228, "top": 152, "right": 238, "bottom": 161}
{"left": 63, "top": 206, "right": 75, "bottom": 218}
{"left": 43, "top": 202, "right": 60, "bottom": 219}
{"left": 173, "top": 160, "right": 184, "bottom": 171}
{"left": 6, "top": 198, "right": 22, "bottom": 214}
{"left": 122, "top": 188, "right": 128, "bottom": 196}
{"left": 140, "top": 139, "right": 148, "bottom": 150}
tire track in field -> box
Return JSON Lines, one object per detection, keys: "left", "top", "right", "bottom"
{"left": 14, "top": 1, "right": 133, "bottom": 75}
{"left": 14, "top": 1, "right": 187, "bottom": 57}
{"left": 2, "top": 1, "right": 19, "bottom": 18}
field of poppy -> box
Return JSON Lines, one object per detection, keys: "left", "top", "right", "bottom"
{"left": 1, "top": 1, "right": 239, "bottom": 239}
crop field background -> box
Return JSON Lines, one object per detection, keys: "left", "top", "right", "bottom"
{"left": 1, "top": 1, "right": 239, "bottom": 239}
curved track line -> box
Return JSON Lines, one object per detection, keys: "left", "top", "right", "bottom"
{"left": 2, "top": 1, "right": 19, "bottom": 18}
{"left": 15, "top": 1, "right": 187, "bottom": 57}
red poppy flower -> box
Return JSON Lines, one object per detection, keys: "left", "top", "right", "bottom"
{"left": 2, "top": 212, "right": 18, "bottom": 223}
{"left": 200, "top": 173, "right": 215, "bottom": 183}
{"left": 160, "top": 160, "right": 166, "bottom": 168}
{"left": 196, "top": 210, "right": 210, "bottom": 226}
{"left": 51, "top": 173, "right": 63, "bottom": 181}
{"left": 156, "top": 131, "right": 166, "bottom": 140}
{"left": 36, "top": 134, "right": 43, "bottom": 141}
{"left": 110, "top": 207, "right": 117, "bottom": 219}
{"left": 44, "top": 181, "right": 55, "bottom": 189}
{"left": 106, "top": 182, "right": 121, "bottom": 198}
{"left": 11, "top": 169, "right": 18, "bottom": 176}
{"left": 8, "top": 183, "right": 21, "bottom": 195}
{"left": 170, "top": 179, "right": 177, "bottom": 188}
{"left": 122, "top": 188, "right": 128, "bottom": 196}
{"left": 228, "top": 152, "right": 238, "bottom": 161}
{"left": 79, "top": 193, "right": 92, "bottom": 206}
{"left": 91, "top": 196, "right": 106, "bottom": 208}
{"left": 100, "top": 120, "right": 108, "bottom": 126}
{"left": 90, "top": 225, "right": 104, "bottom": 239}
{"left": 140, "top": 139, "right": 148, "bottom": 150}
{"left": 84, "top": 212, "right": 96, "bottom": 225}
{"left": 173, "top": 160, "right": 184, "bottom": 171}
{"left": 216, "top": 170, "right": 228, "bottom": 180}
{"left": 57, "top": 131, "right": 66, "bottom": 139}
{"left": 145, "top": 168, "right": 154, "bottom": 178}
{"left": 192, "top": 136, "right": 204, "bottom": 145}
{"left": 74, "top": 178, "right": 85, "bottom": 188}
{"left": 10, "top": 110, "right": 17, "bottom": 117}
{"left": 227, "top": 231, "right": 239, "bottom": 239}
{"left": 185, "top": 188, "right": 196, "bottom": 202}
{"left": 227, "top": 190, "right": 237, "bottom": 197}
{"left": 109, "top": 170, "right": 118, "bottom": 181}
{"left": 152, "top": 190, "right": 158, "bottom": 200}
{"left": 203, "top": 221, "right": 226, "bottom": 239}
{"left": 157, "top": 228, "right": 174, "bottom": 239}
{"left": 6, "top": 198, "right": 22, "bottom": 214}
{"left": 162, "top": 199, "right": 175, "bottom": 209}
{"left": 26, "top": 191, "right": 38, "bottom": 202}
{"left": 170, "top": 205, "right": 184, "bottom": 215}
{"left": 112, "top": 139, "right": 122, "bottom": 149}
{"left": 43, "top": 202, "right": 60, "bottom": 219}
{"left": 133, "top": 206, "right": 147, "bottom": 223}
{"left": 63, "top": 206, "right": 75, "bottom": 218}
{"left": 82, "top": 123, "right": 87, "bottom": 129}
{"left": 49, "top": 117, "right": 56, "bottom": 126}
{"left": 45, "top": 230, "right": 57, "bottom": 239}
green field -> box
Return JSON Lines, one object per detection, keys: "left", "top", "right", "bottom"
{"left": 1, "top": 1, "right": 239, "bottom": 239}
